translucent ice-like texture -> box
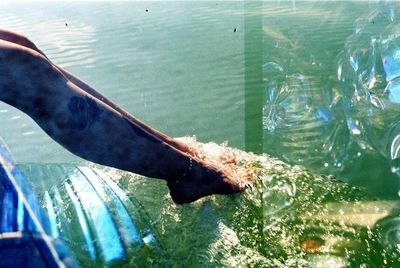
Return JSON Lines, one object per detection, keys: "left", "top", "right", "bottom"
{"left": 369, "top": 0, "right": 397, "bottom": 22}
{"left": 262, "top": 60, "right": 346, "bottom": 173}
{"left": 381, "top": 24, "right": 400, "bottom": 82}
{"left": 262, "top": 62, "right": 313, "bottom": 132}
{"left": 339, "top": 3, "right": 400, "bottom": 172}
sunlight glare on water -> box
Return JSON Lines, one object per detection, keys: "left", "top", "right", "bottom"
{"left": 339, "top": 1, "right": 400, "bottom": 177}
{"left": 89, "top": 137, "right": 400, "bottom": 267}
{"left": 2, "top": 1, "right": 400, "bottom": 267}
{"left": 262, "top": 0, "right": 400, "bottom": 198}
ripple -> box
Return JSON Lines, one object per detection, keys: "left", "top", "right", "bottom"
{"left": 22, "top": 131, "right": 35, "bottom": 136}
{"left": 0, "top": 4, "right": 97, "bottom": 66}
{"left": 338, "top": 3, "right": 400, "bottom": 166}
{"left": 8, "top": 115, "right": 21, "bottom": 121}
{"left": 262, "top": 61, "right": 336, "bottom": 170}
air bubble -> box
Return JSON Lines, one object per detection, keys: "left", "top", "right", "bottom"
{"left": 339, "top": 5, "right": 400, "bottom": 162}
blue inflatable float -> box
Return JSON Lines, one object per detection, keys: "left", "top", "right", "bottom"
{"left": 0, "top": 138, "right": 157, "bottom": 267}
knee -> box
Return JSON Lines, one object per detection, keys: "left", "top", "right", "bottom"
{"left": 14, "top": 34, "right": 38, "bottom": 51}
{"left": 0, "top": 30, "right": 40, "bottom": 52}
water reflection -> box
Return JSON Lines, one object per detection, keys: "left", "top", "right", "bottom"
{"left": 392, "top": 140, "right": 400, "bottom": 167}
{"left": 262, "top": 57, "right": 339, "bottom": 174}
{"left": 263, "top": 62, "right": 313, "bottom": 131}
{"left": 6, "top": 137, "right": 400, "bottom": 267}
{"left": 262, "top": 1, "right": 400, "bottom": 196}
{"left": 1, "top": 1, "right": 400, "bottom": 266}
{"left": 375, "top": 214, "right": 400, "bottom": 258}
{"left": 339, "top": 2, "right": 400, "bottom": 175}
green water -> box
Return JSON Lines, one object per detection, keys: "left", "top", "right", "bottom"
{"left": 104, "top": 141, "right": 395, "bottom": 267}
{"left": 1, "top": 1, "right": 400, "bottom": 266}
{"left": 0, "top": 1, "right": 245, "bottom": 162}
{"left": 262, "top": 1, "right": 400, "bottom": 198}
{"left": 0, "top": 0, "right": 398, "bottom": 197}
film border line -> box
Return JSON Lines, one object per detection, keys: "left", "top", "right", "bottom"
{"left": 244, "top": 0, "right": 263, "bottom": 154}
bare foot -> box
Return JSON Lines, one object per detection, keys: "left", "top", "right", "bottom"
{"left": 167, "top": 162, "right": 243, "bottom": 204}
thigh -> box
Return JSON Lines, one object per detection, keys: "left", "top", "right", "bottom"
{"left": 0, "top": 29, "right": 45, "bottom": 56}
{"left": 0, "top": 40, "right": 68, "bottom": 109}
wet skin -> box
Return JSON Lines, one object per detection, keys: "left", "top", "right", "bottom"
{"left": 0, "top": 30, "right": 242, "bottom": 204}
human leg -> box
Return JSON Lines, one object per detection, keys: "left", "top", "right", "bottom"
{"left": 0, "top": 29, "right": 196, "bottom": 157}
{"left": 0, "top": 40, "right": 241, "bottom": 203}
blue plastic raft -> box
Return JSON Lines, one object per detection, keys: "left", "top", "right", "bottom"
{"left": 0, "top": 138, "right": 158, "bottom": 267}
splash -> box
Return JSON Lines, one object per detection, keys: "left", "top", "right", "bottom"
{"left": 90, "top": 137, "right": 400, "bottom": 267}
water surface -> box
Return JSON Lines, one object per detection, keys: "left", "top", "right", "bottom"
{"left": 1, "top": 1, "right": 400, "bottom": 267}
{"left": 0, "top": 1, "right": 245, "bottom": 162}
